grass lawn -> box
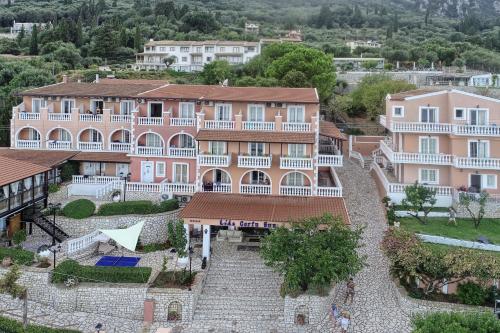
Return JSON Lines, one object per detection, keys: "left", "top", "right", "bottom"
{"left": 399, "top": 217, "right": 500, "bottom": 244}
{"left": 424, "top": 243, "right": 500, "bottom": 259}
{"left": 394, "top": 205, "right": 450, "bottom": 213}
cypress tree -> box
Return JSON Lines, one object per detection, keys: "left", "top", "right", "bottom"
{"left": 29, "top": 24, "right": 38, "bottom": 55}
{"left": 134, "top": 26, "right": 141, "bottom": 52}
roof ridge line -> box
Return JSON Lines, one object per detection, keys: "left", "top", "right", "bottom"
{"left": 137, "top": 83, "right": 170, "bottom": 96}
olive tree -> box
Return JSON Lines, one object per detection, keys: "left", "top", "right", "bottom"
{"left": 401, "top": 182, "right": 437, "bottom": 224}
{"left": 458, "top": 191, "right": 489, "bottom": 229}
{"left": 167, "top": 219, "right": 187, "bottom": 280}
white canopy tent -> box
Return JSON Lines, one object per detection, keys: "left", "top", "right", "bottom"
{"left": 98, "top": 221, "right": 145, "bottom": 252}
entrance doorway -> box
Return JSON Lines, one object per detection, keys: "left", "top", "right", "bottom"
{"left": 141, "top": 161, "right": 154, "bottom": 183}
{"left": 470, "top": 174, "right": 482, "bottom": 193}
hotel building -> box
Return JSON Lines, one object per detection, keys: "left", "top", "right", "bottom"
{"left": 375, "top": 89, "right": 500, "bottom": 206}
{"left": 9, "top": 77, "right": 347, "bottom": 258}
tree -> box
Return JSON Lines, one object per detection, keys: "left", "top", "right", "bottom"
{"left": 412, "top": 312, "right": 500, "bottom": 333}
{"left": 167, "top": 220, "right": 187, "bottom": 280}
{"left": 75, "top": 19, "right": 83, "bottom": 48}
{"left": 163, "top": 55, "right": 176, "bottom": 69}
{"left": 133, "top": 26, "right": 142, "bottom": 52}
{"left": 0, "top": 265, "right": 28, "bottom": 328}
{"left": 260, "top": 214, "right": 364, "bottom": 296}
{"left": 29, "top": 24, "right": 38, "bottom": 55}
{"left": 16, "top": 25, "right": 25, "bottom": 44}
{"left": 401, "top": 182, "right": 437, "bottom": 225}
{"left": 458, "top": 191, "right": 489, "bottom": 229}
{"left": 201, "top": 60, "right": 233, "bottom": 85}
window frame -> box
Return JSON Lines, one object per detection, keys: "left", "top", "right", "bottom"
{"left": 148, "top": 101, "right": 164, "bottom": 118}
{"left": 155, "top": 161, "right": 166, "bottom": 178}
{"left": 61, "top": 98, "right": 75, "bottom": 114}
{"left": 453, "top": 107, "right": 466, "bottom": 120}
{"left": 215, "top": 103, "right": 232, "bottom": 121}
{"left": 418, "top": 168, "right": 439, "bottom": 184}
{"left": 287, "top": 105, "right": 305, "bottom": 123}
{"left": 247, "top": 104, "right": 265, "bottom": 122}
{"left": 392, "top": 106, "right": 405, "bottom": 117}
{"left": 31, "top": 98, "right": 47, "bottom": 113}
{"left": 172, "top": 162, "right": 189, "bottom": 184}
{"left": 418, "top": 136, "right": 439, "bottom": 154}
{"left": 179, "top": 102, "right": 195, "bottom": 119}
{"left": 419, "top": 106, "right": 439, "bottom": 123}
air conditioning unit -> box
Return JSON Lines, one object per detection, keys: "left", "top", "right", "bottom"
{"left": 161, "top": 193, "right": 173, "bottom": 201}
{"left": 174, "top": 195, "right": 192, "bottom": 206}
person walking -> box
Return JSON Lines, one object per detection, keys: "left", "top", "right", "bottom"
{"left": 344, "top": 278, "right": 355, "bottom": 304}
{"left": 331, "top": 303, "right": 341, "bottom": 327}
{"left": 340, "top": 311, "right": 350, "bottom": 333}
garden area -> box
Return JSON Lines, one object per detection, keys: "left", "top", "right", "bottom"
{"left": 411, "top": 312, "right": 500, "bottom": 333}
{"left": 0, "top": 316, "right": 80, "bottom": 333}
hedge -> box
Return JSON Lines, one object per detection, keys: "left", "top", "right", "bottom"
{"left": 412, "top": 312, "right": 500, "bottom": 332}
{"left": 62, "top": 199, "right": 95, "bottom": 219}
{"left": 0, "top": 247, "right": 34, "bottom": 265}
{"left": 0, "top": 316, "right": 80, "bottom": 333}
{"left": 52, "top": 260, "right": 151, "bottom": 284}
{"left": 97, "top": 199, "right": 178, "bottom": 216}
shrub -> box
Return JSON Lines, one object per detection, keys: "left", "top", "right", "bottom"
{"left": 60, "top": 161, "right": 79, "bottom": 182}
{"left": 456, "top": 282, "right": 487, "bottom": 305}
{"left": 62, "top": 199, "right": 95, "bottom": 219}
{"left": 52, "top": 260, "right": 151, "bottom": 284}
{"left": 48, "top": 184, "right": 61, "bottom": 193}
{"left": 12, "top": 230, "right": 27, "bottom": 248}
{"left": 412, "top": 312, "right": 500, "bottom": 332}
{"left": 0, "top": 247, "right": 34, "bottom": 265}
{"left": 141, "top": 242, "right": 170, "bottom": 253}
{"left": 0, "top": 315, "right": 81, "bottom": 332}
{"left": 97, "top": 199, "right": 178, "bottom": 216}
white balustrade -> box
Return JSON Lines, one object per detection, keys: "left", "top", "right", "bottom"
{"left": 78, "top": 142, "right": 103, "bottom": 151}
{"left": 282, "top": 122, "right": 311, "bottom": 132}
{"left": 18, "top": 113, "right": 40, "bottom": 120}
{"left": 237, "top": 155, "right": 272, "bottom": 168}
{"left": 388, "top": 183, "right": 453, "bottom": 196}
{"left": 453, "top": 124, "right": 500, "bottom": 136}
{"left": 126, "top": 182, "right": 161, "bottom": 192}
{"left": 136, "top": 146, "right": 164, "bottom": 156}
{"left": 162, "top": 183, "right": 196, "bottom": 194}
{"left": 47, "top": 141, "right": 72, "bottom": 150}
{"left": 72, "top": 175, "right": 121, "bottom": 184}
{"left": 280, "top": 157, "right": 313, "bottom": 170}
{"left": 170, "top": 118, "right": 196, "bottom": 126}
{"left": 79, "top": 114, "right": 103, "bottom": 122}
{"left": 280, "top": 186, "right": 312, "bottom": 196}
{"left": 390, "top": 121, "right": 452, "bottom": 133}
{"left": 454, "top": 157, "right": 500, "bottom": 170}
{"left": 49, "top": 113, "right": 71, "bottom": 121}
{"left": 168, "top": 147, "right": 196, "bottom": 157}
{"left": 393, "top": 152, "right": 453, "bottom": 165}
{"left": 111, "top": 115, "right": 132, "bottom": 123}
{"left": 211, "top": 184, "right": 232, "bottom": 193}
{"left": 242, "top": 121, "right": 275, "bottom": 131}
{"left": 317, "top": 187, "right": 343, "bottom": 197}
{"left": 379, "top": 115, "right": 387, "bottom": 128}
{"left": 204, "top": 120, "right": 235, "bottom": 130}
{"left": 317, "top": 155, "right": 343, "bottom": 167}
{"left": 239, "top": 184, "right": 271, "bottom": 195}
{"left": 197, "top": 154, "right": 231, "bottom": 167}
{"left": 137, "top": 117, "right": 163, "bottom": 126}
{"left": 110, "top": 142, "right": 132, "bottom": 152}
{"left": 16, "top": 140, "right": 40, "bottom": 149}
{"left": 67, "top": 230, "right": 101, "bottom": 256}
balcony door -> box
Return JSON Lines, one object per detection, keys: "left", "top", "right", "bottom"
{"left": 146, "top": 133, "right": 162, "bottom": 147}
{"left": 179, "top": 134, "right": 194, "bottom": 148}
{"left": 89, "top": 129, "right": 102, "bottom": 143}
{"left": 179, "top": 102, "right": 195, "bottom": 119}
{"left": 419, "top": 137, "right": 438, "bottom": 154}
{"left": 149, "top": 102, "right": 163, "bottom": 117}
{"left": 61, "top": 99, "right": 75, "bottom": 114}
{"left": 27, "top": 128, "right": 40, "bottom": 141}
{"left": 286, "top": 172, "right": 305, "bottom": 186}
{"left": 419, "top": 107, "right": 438, "bottom": 123}
{"left": 469, "top": 140, "right": 489, "bottom": 158}
{"left": 32, "top": 98, "right": 47, "bottom": 113}
{"left": 120, "top": 100, "right": 134, "bottom": 115}
{"left": 173, "top": 163, "right": 189, "bottom": 184}
{"left": 287, "top": 105, "right": 305, "bottom": 123}
{"left": 214, "top": 169, "right": 230, "bottom": 184}
{"left": 249, "top": 142, "right": 265, "bottom": 156}
{"left": 250, "top": 171, "right": 266, "bottom": 185}
{"left": 215, "top": 104, "right": 232, "bottom": 121}
{"left": 208, "top": 141, "right": 226, "bottom": 155}
{"left": 469, "top": 109, "right": 488, "bottom": 126}
{"left": 288, "top": 144, "right": 306, "bottom": 158}
{"left": 90, "top": 100, "right": 104, "bottom": 114}
{"left": 248, "top": 105, "right": 264, "bottom": 122}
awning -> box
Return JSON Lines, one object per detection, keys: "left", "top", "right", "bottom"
{"left": 99, "top": 221, "right": 145, "bottom": 251}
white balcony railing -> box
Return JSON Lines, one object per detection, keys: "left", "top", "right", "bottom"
{"left": 237, "top": 155, "right": 272, "bottom": 168}
{"left": 317, "top": 155, "right": 343, "bottom": 167}
{"left": 162, "top": 183, "right": 196, "bottom": 194}
{"left": 317, "top": 187, "right": 343, "bottom": 197}
{"left": 383, "top": 119, "right": 500, "bottom": 137}
{"left": 168, "top": 147, "right": 196, "bottom": 158}
{"left": 136, "top": 146, "right": 164, "bottom": 156}
{"left": 170, "top": 118, "right": 196, "bottom": 127}
{"left": 72, "top": 175, "right": 121, "bottom": 185}
{"left": 379, "top": 140, "right": 452, "bottom": 165}
{"left": 78, "top": 142, "right": 103, "bottom": 151}
{"left": 204, "top": 120, "right": 235, "bottom": 130}
{"left": 126, "top": 182, "right": 161, "bottom": 193}
{"left": 282, "top": 122, "right": 311, "bottom": 132}
{"left": 18, "top": 113, "right": 40, "bottom": 120}
{"left": 280, "top": 186, "right": 312, "bottom": 196}
{"left": 379, "top": 115, "right": 387, "bottom": 128}
{"left": 453, "top": 124, "right": 500, "bottom": 136}
{"left": 79, "top": 114, "right": 103, "bottom": 122}
{"left": 197, "top": 154, "right": 231, "bottom": 167}
{"left": 16, "top": 140, "right": 40, "bottom": 149}
{"left": 280, "top": 157, "right": 313, "bottom": 170}
{"left": 202, "top": 183, "right": 232, "bottom": 193}
{"left": 110, "top": 142, "right": 132, "bottom": 152}
{"left": 239, "top": 184, "right": 272, "bottom": 195}
{"left": 110, "top": 115, "right": 132, "bottom": 123}
{"left": 390, "top": 121, "right": 452, "bottom": 133}
{"left": 47, "top": 141, "right": 72, "bottom": 150}
{"left": 49, "top": 113, "right": 71, "bottom": 121}
{"left": 242, "top": 121, "right": 275, "bottom": 131}
{"left": 137, "top": 117, "right": 163, "bottom": 126}
{"left": 454, "top": 157, "right": 500, "bottom": 170}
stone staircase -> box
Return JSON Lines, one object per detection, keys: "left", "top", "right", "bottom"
{"left": 191, "top": 242, "right": 284, "bottom": 331}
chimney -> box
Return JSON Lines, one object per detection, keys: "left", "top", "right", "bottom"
{"left": 62, "top": 75, "right": 68, "bottom": 83}
{"left": 95, "top": 74, "right": 100, "bottom": 83}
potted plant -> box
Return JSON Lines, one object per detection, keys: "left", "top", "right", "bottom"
{"left": 111, "top": 190, "right": 121, "bottom": 202}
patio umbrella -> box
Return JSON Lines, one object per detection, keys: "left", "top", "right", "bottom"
{"left": 98, "top": 221, "right": 145, "bottom": 252}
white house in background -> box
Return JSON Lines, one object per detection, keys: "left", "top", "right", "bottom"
{"left": 346, "top": 40, "right": 382, "bottom": 51}
{"left": 10, "top": 21, "right": 47, "bottom": 36}
{"left": 245, "top": 23, "right": 259, "bottom": 34}
{"left": 468, "top": 74, "right": 500, "bottom": 88}
{"left": 134, "top": 40, "right": 262, "bottom": 72}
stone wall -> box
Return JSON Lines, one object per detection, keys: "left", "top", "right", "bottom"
{"left": 454, "top": 200, "right": 500, "bottom": 219}
{"left": 30, "top": 210, "right": 181, "bottom": 245}
{"left": 283, "top": 287, "right": 335, "bottom": 329}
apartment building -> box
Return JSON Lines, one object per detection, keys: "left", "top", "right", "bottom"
{"left": 375, "top": 89, "right": 500, "bottom": 206}
{"left": 346, "top": 40, "right": 381, "bottom": 51}
{"left": 134, "top": 40, "right": 261, "bottom": 72}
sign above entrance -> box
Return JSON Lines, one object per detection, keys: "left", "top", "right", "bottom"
{"left": 219, "top": 219, "right": 277, "bottom": 229}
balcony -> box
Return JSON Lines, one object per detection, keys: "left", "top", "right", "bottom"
{"left": 77, "top": 142, "right": 103, "bottom": 151}
{"left": 391, "top": 121, "right": 452, "bottom": 133}
{"left": 79, "top": 114, "right": 103, "bottom": 122}
{"left": 318, "top": 155, "right": 343, "bottom": 167}
{"left": 454, "top": 157, "right": 500, "bottom": 170}
{"left": 239, "top": 184, "right": 272, "bottom": 195}
{"left": 379, "top": 115, "right": 387, "bottom": 128}
{"left": 453, "top": 124, "right": 500, "bottom": 137}
{"left": 161, "top": 182, "right": 196, "bottom": 194}
{"left": 280, "top": 157, "right": 313, "bottom": 170}
{"left": 47, "top": 141, "right": 72, "bottom": 150}
{"left": 168, "top": 147, "right": 196, "bottom": 158}
{"left": 379, "top": 140, "right": 453, "bottom": 165}
{"left": 18, "top": 112, "right": 40, "bottom": 120}
{"left": 197, "top": 154, "right": 231, "bottom": 167}
{"left": 16, "top": 140, "right": 41, "bottom": 149}
{"left": 237, "top": 155, "right": 272, "bottom": 168}
{"left": 280, "top": 186, "right": 312, "bottom": 196}
{"left": 204, "top": 120, "right": 235, "bottom": 130}
{"left": 138, "top": 117, "right": 163, "bottom": 126}
{"left": 110, "top": 143, "right": 132, "bottom": 152}
{"left": 49, "top": 113, "right": 71, "bottom": 121}
{"left": 317, "top": 187, "right": 343, "bottom": 197}
{"left": 282, "top": 122, "right": 311, "bottom": 132}
{"left": 381, "top": 118, "right": 500, "bottom": 137}
{"left": 136, "top": 146, "right": 164, "bottom": 156}
{"left": 202, "top": 183, "right": 232, "bottom": 193}
{"left": 170, "top": 118, "right": 196, "bottom": 127}
{"left": 111, "top": 115, "right": 132, "bottom": 123}
{"left": 242, "top": 121, "right": 275, "bottom": 131}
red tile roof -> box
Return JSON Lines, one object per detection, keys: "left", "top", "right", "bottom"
{"left": 388, "top": 88, "right": 446, "bottom": 101}
{"left": 319, "top": 121, "right": 347, "bottom": 140}
{"left": 0, "top": 149, "right": 78, "bottom": 168}
{"left": 196, "top": 130, "right": 315, "bottom": 144}
{"left": 0, "top": 156, "right": 50, "bottom": 187}
{"left": 70, "top": 152, "right": 130, "bottom": 163}
{"left": 179, "top": 193, "right": 350, "bottom": 224}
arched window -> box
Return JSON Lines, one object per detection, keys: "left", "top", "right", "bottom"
{"left": 167, "top": 301, "right": 182, "bottom": 322}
